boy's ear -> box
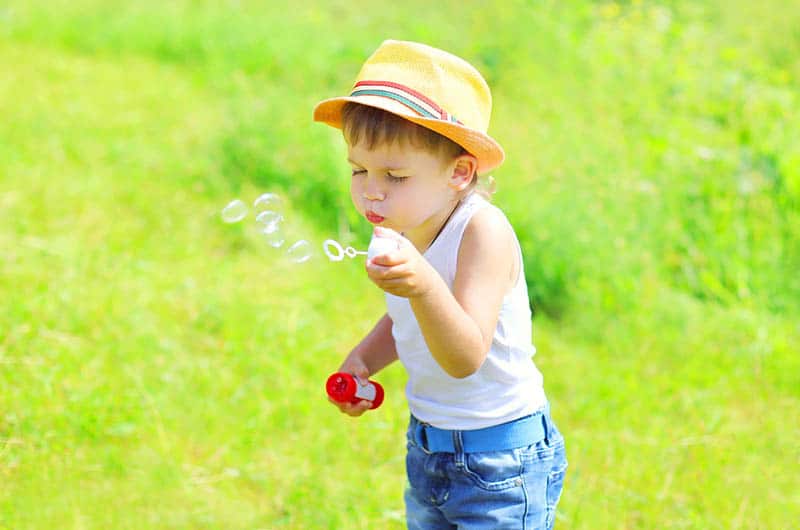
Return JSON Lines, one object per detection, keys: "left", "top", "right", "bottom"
{"left": 448, "top": 154, "right": 478, "bottom": 191}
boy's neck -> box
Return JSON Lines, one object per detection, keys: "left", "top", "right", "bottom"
{"left": 407, "top": 196, "right": 464, "bottom": 254}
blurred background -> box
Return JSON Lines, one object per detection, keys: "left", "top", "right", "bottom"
{"left": 1, "top": 1, "right": 798, "bottom": 528}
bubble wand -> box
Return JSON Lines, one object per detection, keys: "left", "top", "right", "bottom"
{"left": 323, "top": 233, "right": 399, "bottom": 262}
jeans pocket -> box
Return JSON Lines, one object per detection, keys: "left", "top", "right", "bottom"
{"left": 461, "top": 449, "right": 525, "bottom": 491}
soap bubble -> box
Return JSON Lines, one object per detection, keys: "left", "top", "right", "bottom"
{"left": 256, "top": 209, "right": 284, "bottom": 248}
{"left": 254, "top": 193, "right": 283, "bottom": 213}
{"left": 286, "top": 240, "right": 313, "bottom": 264}
{"left": 219, "top": 193, "right": 327, "bottom": 264}
{"left": 256, "top": 210, "right": 283, "bottom": 233}
{"left": 221, "top": 199, "right": 248, "bottom": 223}
{"left": 262, "top": 227, "right": 285, "bottom": 248}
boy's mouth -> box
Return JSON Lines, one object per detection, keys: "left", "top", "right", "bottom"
{"left": 365, "top": 211, "right": 385, "bottom": 224}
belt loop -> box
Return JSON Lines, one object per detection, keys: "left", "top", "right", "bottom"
{"left": 453, "top": 430, "right": 465, "bottom": 465}
{"left": 541, "top": 408, "right": 550, "bottom": 445}
{"left": 419, "top": 425, "right": 433, "bottom": 455}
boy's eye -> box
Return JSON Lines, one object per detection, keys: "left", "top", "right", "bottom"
{"left": 386, "top": 173, "right": 409, "bottom": 183}
{"left": 351, "top": 169, "right": 367, "bottom": 176}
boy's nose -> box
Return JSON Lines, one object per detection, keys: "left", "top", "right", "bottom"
{"left": 363, "top": 178, "right": 385, "bottom": 201}
{"left": 363, "top": 189, "right": 385, "bottom": 201}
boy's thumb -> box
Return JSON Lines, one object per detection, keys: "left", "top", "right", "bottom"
{"left": 353, "top": 366, "right": 370, "bottom": 386}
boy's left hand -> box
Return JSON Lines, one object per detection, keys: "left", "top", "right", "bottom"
{"left": 365, "top": 227, "right": 437, "bottom": 299}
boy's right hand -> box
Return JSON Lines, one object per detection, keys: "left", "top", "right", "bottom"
{"left": 328, "top": 395, "right": 373, "bottom": 416}
{"left": 328, "top": 359, "right": 374, "bottom": 417}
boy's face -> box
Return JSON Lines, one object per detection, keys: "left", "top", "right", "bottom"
{"left": 347, "top": 139, "right": 466, "bottom": 250}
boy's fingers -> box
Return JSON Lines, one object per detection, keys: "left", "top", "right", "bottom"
{"left": 367, "top": 260, "right": 410, "bottom": 277}
{"left": 329, "top": 396, "right": 372, "bottom": 416}
{"left": 342, "top": 400, "right": 371, "bottom": 416}
{"left": 368, "top": 265, "right": 413, "bottom": 282}
{"left": 351, "top": 400, "right": 373, "bottom": 414}
{"left": 353, "top": 367, "right": 370, "bottom": 386}
{"left": 367, "top": 253, "right": 404, "bottom": 269}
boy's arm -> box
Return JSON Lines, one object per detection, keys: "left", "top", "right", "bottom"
{"left": 331, "top": 313, "right": 397, "bottom": 417}
{"left": 369, "top": 209, "right": 516, "bottom": 379}
{"left": 338, "top": 312, "right": 398, "bottom": 377}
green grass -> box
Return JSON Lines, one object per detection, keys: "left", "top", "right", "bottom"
{"left": 1, "top": 1, "right": 798, "bottom": 528}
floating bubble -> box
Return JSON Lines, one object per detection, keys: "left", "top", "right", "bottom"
{"left": 256, "top": 210, "right": 283, "bottom": 233}
{"left": 262, "top": 227, "right": 285, "bottom": 248}
{"left": 254, "top": 193, "right": 283, "bottom": 213}
{"left": 221, "top": 199, "right": 248, "bottom": 223}
{"left": 286, "top": 240, "right": 313, "bottom": 264}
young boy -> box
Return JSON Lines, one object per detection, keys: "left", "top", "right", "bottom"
{"left": 314, "top": 39, "right": 567, "bottom": 529}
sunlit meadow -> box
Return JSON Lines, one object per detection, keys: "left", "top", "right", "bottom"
{"left": 1, "top": 1, "right": 798, "bottom": 528}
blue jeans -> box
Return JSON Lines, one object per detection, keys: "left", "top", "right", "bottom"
{"left": 405, "top": 410, "right": 567, "bottom": 530}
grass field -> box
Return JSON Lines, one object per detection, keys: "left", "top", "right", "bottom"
{"left": 1, "top": 1, "right": 798, "bottom": 528}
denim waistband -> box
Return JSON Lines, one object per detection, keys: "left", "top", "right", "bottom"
{"left": 410, "top": 408, "right": 550, "bottom": 454}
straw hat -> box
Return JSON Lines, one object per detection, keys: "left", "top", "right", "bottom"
{"left": 313, "top": 40, "right": 505, "bottom": 174}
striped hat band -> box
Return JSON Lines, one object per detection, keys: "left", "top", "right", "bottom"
{"left": 350, "top": 80, "right": 463, "bottom": 125}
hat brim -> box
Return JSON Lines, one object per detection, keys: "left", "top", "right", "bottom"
{"left": 313, "top": 95, "right": 505, "bottom": 175}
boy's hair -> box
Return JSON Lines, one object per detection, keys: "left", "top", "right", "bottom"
{"left": 341, "top": 103, "right": 467, "bottom": 164}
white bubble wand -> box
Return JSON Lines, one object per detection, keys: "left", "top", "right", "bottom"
{"left": 323, "top": 234, "right": 398, "bottom": 262}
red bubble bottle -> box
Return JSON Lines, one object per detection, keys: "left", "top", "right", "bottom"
{"left": 326, "top": 372, "right": 384, "bottom": 409}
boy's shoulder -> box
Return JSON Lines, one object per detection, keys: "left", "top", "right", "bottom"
{"left": 463, "top": 201, "right": 515, "bottom": 247}
{"left": 454, "top": 199, "right": 521, "bottom": 300}
{"left": 458, "top": 199, "right": 518, "bottom": 270}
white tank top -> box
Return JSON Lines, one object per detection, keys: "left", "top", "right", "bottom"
{"left": 385, "top": 192, "right": 546, "bottom": 430}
